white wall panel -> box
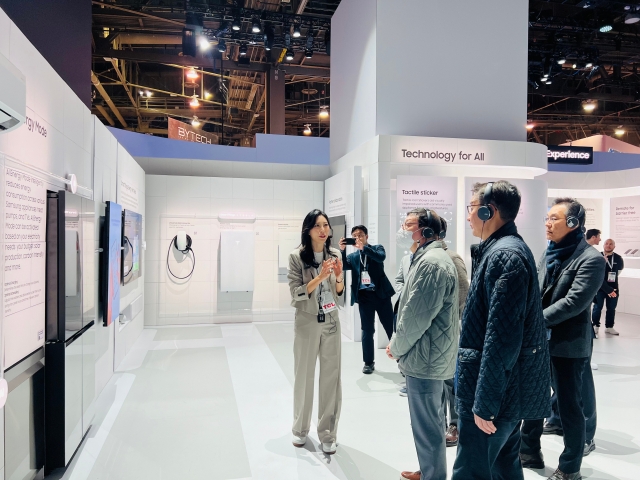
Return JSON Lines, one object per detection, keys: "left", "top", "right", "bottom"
{"left": 220, "top": 231, "right": 255, "bottom": 292}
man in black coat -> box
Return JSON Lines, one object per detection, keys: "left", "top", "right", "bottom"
{"left": 339, "top": 225, "right": 395, "bottom": 374}
{"left": 451, "top": 181, "right": 550, "bottom": 480}
{"left": 592, "top": 238, "right": 624, "bottom": 336}
{"left": 520, "top": 198, "right": 606, "bottom": 480}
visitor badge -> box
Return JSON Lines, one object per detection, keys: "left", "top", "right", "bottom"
{"left": 608, "top": 272, "right": 616, "bottom": 282}
{"left": 361, "top": 271, "right": 372, "bottom": 285}
{"left": 321, "top": 291, "right": 337, "bottom": 313}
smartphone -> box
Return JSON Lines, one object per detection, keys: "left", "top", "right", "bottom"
{"left": 344, "top": 238, "right": 356, "bottom": 246}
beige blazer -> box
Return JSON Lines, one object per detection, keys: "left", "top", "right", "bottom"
{"left": 288, "top": 246, "right": 345, "bottom": 316}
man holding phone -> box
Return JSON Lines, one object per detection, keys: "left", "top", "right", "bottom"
{"left": 340, "top": 226, "right": 396, "bottom": 374}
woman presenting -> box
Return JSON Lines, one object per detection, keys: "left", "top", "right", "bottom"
{"left": 288, "top": 209, "right": 344, "bottom": 455}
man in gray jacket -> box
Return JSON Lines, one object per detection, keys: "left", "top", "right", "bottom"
{"left": 387, "top": 208, "right": 459, "bottom": 480}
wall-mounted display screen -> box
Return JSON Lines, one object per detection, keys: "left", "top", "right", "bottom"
{"left": 102, "top": 201, "right": 122, "bottom": 326}
{"left": 122, "top": 209, "right": 142, "bottom": 285}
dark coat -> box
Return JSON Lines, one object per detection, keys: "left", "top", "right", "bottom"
{"left": 456, "top": 222, "right": 551, "bottom": 422}
{"left": 598, "top": 251, "right": 624, "bottom": 296}
{"left": 342, "top": 244, "right": 396, "bottom": 306}
{"left": 539, "top": 239, "right": 606, "bottom": 358}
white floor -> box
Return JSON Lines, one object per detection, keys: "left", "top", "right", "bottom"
{"left": 51, "top": 313, "right": 640, "bottom": 480}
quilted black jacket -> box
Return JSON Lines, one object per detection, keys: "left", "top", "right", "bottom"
{"left": 456, "top": 222, "right": 551, "bottom": 422}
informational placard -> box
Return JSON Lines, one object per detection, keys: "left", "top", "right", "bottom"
{"left": 324, "top": 169, "right": 353, "bottom": 217}
{"left": 276, "top": 221, "right": 301, "bottom": 269}
{"left": 464, "top": 178, "right": 548, "bottom": 272}
{"left": 610, "top": 195, "right": 640, "bottom": 257}
{"left": 3, "top": 167, "right": 47, "bottom": 368}
{"left": 396, "top": 176, "right": 458, "bottom": 261}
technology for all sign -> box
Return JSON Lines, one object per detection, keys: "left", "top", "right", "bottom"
{"left": 547, "top": 145, "right": 593, "bottom": 165}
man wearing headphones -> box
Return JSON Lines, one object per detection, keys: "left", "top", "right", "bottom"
{"left": 387, "top": 208, "right": 459, "bottom": 480}
{"left": 452, "top": 181, "right": 550, "bottom": 480}
{"left": 520, "top": 198, "right": 605, "bottom": 480}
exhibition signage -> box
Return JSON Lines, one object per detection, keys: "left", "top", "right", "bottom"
{"left": 396, "top": 175, "right": 458, "bottom": 253}
{"left": 168, "top": 117, "right": 219, "bottom": 145}
{"left": 3, "top": 166, "right": 47, "bottom": 368}
{"left": 546, "top": 145, "right": 593, "bottom": 165}
{"left": 610, "top": 195, "right": 640, "bottom": 257}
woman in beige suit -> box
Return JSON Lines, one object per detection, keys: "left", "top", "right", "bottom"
{"left": 288, "top": 209, "right": 345, "bottom": 454}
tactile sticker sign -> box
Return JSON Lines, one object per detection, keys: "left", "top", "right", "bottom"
{"left": 3, "top": 166, "right": 47, "bottom": 368}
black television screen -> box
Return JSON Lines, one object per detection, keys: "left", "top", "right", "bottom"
{"left": 102, "top": 201, "right": 122, "bottom": 327}
{"left": 122, "top": 209, "right": 142, "bottom": 285}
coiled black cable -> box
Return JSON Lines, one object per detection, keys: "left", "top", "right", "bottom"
{"left": 166, "top": 236, "right": 196, "bottom": 280}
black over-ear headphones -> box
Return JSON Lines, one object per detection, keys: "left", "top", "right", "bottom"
{"left": 566, "top": 204, "right": 585, "bottom": 230}
{"left": 439, "top": 220, "right": 447, "bottom": 240}
{"left": 421, "top": 210, "right": 436, "bottom": 239}
{"left": 477, "top": 182, "right": 494, "bottom": 222}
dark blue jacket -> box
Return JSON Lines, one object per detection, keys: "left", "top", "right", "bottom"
{"left": 456, "top": 222, "right": 551, "bottom": 422}
{"left": 342, "top": 244, "right": 396, "bottom": 306}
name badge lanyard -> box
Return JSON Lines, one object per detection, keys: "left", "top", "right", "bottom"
{"left": 606, "top": 255, "right": 616, "bottom": 283}
{"left": 360, "top": 253, "right": 372, "bottom": 285}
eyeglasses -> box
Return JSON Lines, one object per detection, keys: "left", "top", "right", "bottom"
{"left": 544, "top": 216, "right": 565, "bottom": 224}
{"left": 466, "top": 204, "right": 481, "bottom": 214}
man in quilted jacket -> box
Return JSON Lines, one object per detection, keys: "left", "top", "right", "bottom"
{"left": 452, "top": 180, "right": 550, "bottom": 480}
{"left": 520, "top": 198, "right": 605, "bottom": 480}
{"left": 386, "top": 208, "right": 459, "bottom": 480}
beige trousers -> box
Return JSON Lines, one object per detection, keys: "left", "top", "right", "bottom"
{"left": 292, "top": 310, "right": 342, "bottom": 443}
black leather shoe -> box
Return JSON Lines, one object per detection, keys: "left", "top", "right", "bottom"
{"left": 543, "top": 422, "right": 564, "bottom": 436}
{"left": 548, "top": 468, "right": 582, "bottom": 480}
{"left": 520, "top": 451, "right": 545, "bottom": 470}
{"left": 362, "top": 363, "right": 375, "bottom": 374}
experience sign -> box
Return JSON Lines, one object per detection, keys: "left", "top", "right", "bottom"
{"left": 547, "top": 145, "right": 593, "bottom": 165}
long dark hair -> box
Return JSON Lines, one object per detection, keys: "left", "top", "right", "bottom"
{"left": 299, "top": 209, "right": 336, "bottom": 267}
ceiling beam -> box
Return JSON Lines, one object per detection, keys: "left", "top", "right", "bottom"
{"left": 94, "top": 48, "right": 331, "bottom": 77}
{"left": 91, "top": 71, "right": 128, "bottom": 128}
{"left": 91, "top": 1, "right": 184, "bottom": 26}
{"left": 296, "top": 0, "right": 309, "bottom": 14}
{"left": 95, "top": 105, "right": 115, "bottom": 126}
{"left": 110, "top": 58, "right": 142, "bottom": 126}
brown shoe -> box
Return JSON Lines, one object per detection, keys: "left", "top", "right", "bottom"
{"left": 400, "top": 471, "right": 421, "bottom": 480}
{"left": 446, "top": 424, "right": 459, "bottom": 447}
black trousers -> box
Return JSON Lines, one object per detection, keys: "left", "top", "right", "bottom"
{"left": 452, "top": 415, "right": 523, "bottom": 480}
{"left": 521, "top": 356, "right": 588, "bottom": 475}
{"left": 592, "top": 290, "right": 619, "bottom": 328}
{"left": 358, "top": 290, "right": 394, "bottom": 365}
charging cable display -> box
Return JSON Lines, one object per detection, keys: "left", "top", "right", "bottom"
{"left": 166, "top": 231, "right": 196, "bottom": 280}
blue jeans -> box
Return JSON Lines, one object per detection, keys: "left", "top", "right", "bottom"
{"left": 406, "top": 376, "right": 446, "bottom": 480}
{"left": 452, "top": 415, "right": 523, "bottom": 480}
{"left": 592, "top": 290, "right": 618, "bottom": 328}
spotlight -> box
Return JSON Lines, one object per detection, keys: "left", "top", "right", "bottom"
{"left": 557, "top": 57, "right": 566, "bottom": 65}
{"left": 190, "top": 95, "right": 200, "bottom": 107}
{"left": 305, "top": 49, "right": 313, "bottom": 59}
{"left": 249, "top": 36, "right": 257, "bottom": 45}
{"left": 145, "top": 90, "right": 152, "bottom": 98}
{"left": 626, "top": 13, "right": 640, "bottom": 24}
{"left": 319, "top": 106, "right": 329, "bottom": 119}
{"left": 303, "top": 124, "right": 312, "bottom": 135}
{"left": 192, "top": 116, "right": 200, "bottom": 127}
{"left": 600, "top": 24, "right": 613, "bottom": 33}
{"left": 615, "top": 127, "right": 625, "bottom": 135}
{"left": 186, "top": 68, "right": 198, "bottom": 80}
{"left": 240, "top": 44, "right": 248, "bottom": 56}
{"left": 543, "top": 73, "right": 549, "bottom": 78}
{"left": 139, "top": 90, "right": 144, "bottom": 96}
{"left": 252, "top": 19, "right": 262, "bottom": 33}
{"left": 546, "top": 80, "right": 552, "bottom": 85}
{"left": 232, "top": 17, "right": 241, "bottom": 31}
{"left": 526, "top": 122, "right": 534, "bottom": 130}
{"left": 582, "top": 101, "right": 596, "bottom": 112}
{"left": 285, "top": 48, "right": 294, "bottom": 61}
{"left": 573, "top": 63, "right": 578, "bottom": 69}
{"left": 293, "top": 25, "right": 301, "bottom": 38}
{"left": 204, "top": 91, "right": 212, "bottom": 99}
{"left": 199, "top": 37, "right": 211, "bottom": 50}
{"left": 586, "top": 61, "right": 593, "bottom": 68}
{"left": 217, "top": 39, "right": 227, "bottom": 53}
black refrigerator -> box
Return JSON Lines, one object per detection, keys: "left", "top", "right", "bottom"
{"left": 44, "top": 191, "right": 97, "bottom": 472}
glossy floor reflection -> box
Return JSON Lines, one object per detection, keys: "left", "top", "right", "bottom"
{"left": 53, "top": 314, "right": 640, "bottom": 479}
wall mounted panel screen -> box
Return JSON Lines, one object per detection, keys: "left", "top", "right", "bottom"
{"left": 122, "top": 210, "right": 142, "bottom": 285}
{"left": 220, "top": 230, "right": 255, "bottom": 292}
{"left": 102, "top": 201, "right": 122, "bottom": 326}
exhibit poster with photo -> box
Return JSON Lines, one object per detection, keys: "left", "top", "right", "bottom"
{"left": 2, "top": 166, "right": 47, "bottom": 368}
{"left": 465, "top": 178, "right": 548, "bottom": 273}
{"left": 610, "top": 195, "right": 640, "bottom": 257}
{"left": 396, "top": 176, "right": 458, "bottom": 265}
